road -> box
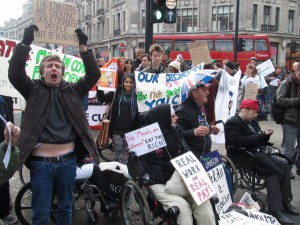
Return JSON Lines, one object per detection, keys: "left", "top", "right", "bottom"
{"left": 10, "top": 112, "right": 300, "bottom": 224}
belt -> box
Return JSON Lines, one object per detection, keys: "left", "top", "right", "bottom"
{"left": 31, "top": 152, "right": 75, "bottom": 163}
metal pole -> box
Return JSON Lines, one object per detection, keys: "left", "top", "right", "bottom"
{"left": 290, "top": 40, "right": 293, "bottom": 71}
{"left": 145, "top": 0, "right": 153, "bottom": 54}
{"left": 234, "top": 0, "right": 240, "bottom": 63}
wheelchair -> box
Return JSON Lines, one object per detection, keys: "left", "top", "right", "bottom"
{"left": 14, "top": 179, "right": 121, "bottom": 225}
{"left": 226, "top": 143, "right": 282, "bottom": 211}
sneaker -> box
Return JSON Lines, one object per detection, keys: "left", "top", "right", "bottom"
{"left": 2, "top": 214, "right": 18, "bottom": 225}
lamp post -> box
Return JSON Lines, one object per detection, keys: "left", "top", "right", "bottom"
{"left": 234, "top": 0, "right": 240, "bottom": 63}
{"left": 145, "top": 0, "right": 153, "bottom": 54}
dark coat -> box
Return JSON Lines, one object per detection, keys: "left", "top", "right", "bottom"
{"left": 225, "top": 114, "right": 284, "bottom": 176}
{"left": 8, "top": 43, "right": 101, "bottom": 168}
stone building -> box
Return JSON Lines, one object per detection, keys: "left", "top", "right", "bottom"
{"left": 1, "top": 0, "right": 300, "bottom": 67}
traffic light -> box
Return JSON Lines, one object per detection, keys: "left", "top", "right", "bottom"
{"left": 151, "top": 0, "right": 177, "bottom": 24}
{"left": 291, "top": 41, "right": 297, "bottom": 54}
{"left": 238, "top": 38, "right": 246, "bottom": 52}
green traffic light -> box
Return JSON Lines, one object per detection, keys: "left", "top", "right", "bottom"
{"left": 154, "top": 10, "right": 162, "bottom": 20}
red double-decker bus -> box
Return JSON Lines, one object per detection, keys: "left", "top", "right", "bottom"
{"left": 153, "top": 34, "right": 271, "bottom": 72}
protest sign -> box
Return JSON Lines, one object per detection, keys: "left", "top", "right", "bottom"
{"left": 220, "top": 211, "right": 270, "bottom": 225}
{"left": 239, "top": 192, "right": 260, "bottom": 211}
{"left": 200, "top": 151, "right": 232, "bottom": 214}
{"left": 33, "top": 0, "right": 78, "bottom": 46}
{"left": 86, "top": 104, "right": 109, "bottom": 129}
{"left": 98, "top": 69, "right": 118, "bottom": 91}
{"left": 171, "top": 151, "right": 216, "bottom": 206}
{"left": 188, "top": 41, "right": 212, "bottom": 65}
{"left": 243, "top": 209, "right": 280, "bottom": 225}
{"left": 125, "top": 122, "right": 166, "bottom": 156}
{"left": 244, "top": 82, "right": 258, "bottom": 100}
{"left": 257, "top": 59, "right": 275, "bottom": 77}
{"left": 135, "top": 64, "right": 204, "bottom": 112}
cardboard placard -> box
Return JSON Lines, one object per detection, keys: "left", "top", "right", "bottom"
{"left": 244, "top": 82, "right": 258, "bottom": 100}
{"left": 200, "top": 151, "right": 232, "bottom": 214}
{"left": 33, "top": 0, "right": 78, "bottom": 46}
{"left": 188, "top": 41, "right": 212, "bottom": 65}
{"left": 125, "top": 123, "right": 166, "bottom": 156}
{"left": 257, "top": 59, "right": 275, "bottom": 77}
{"left": 171, "top": 151, "right": 216, "bottom": 206}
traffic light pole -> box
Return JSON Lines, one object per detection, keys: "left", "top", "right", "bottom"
{"left": 234, "top": 0, "right": 240, "bottom": 63}
{"left": 145, "top": 0, "right": 153, "bottom": 54}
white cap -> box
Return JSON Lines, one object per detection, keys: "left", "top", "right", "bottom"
{"left": 168, "top": 60, "right": 181, "bottom": 72}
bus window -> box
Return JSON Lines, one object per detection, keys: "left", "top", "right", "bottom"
{"left": 154, "top": 40, "right": 172, "bottom": 51}
{"left": 195, "top": 40, "right": 213, "bottom": 50}
{"left": 215, "top": 40, "right": 233, "bottom": 51}
{"left": 174, "top": 40, "right": 191, "bottom": 51}
{"left": 245, "top": 39, "right": 254, "bottom": 51}
{"left": 255, "top": 39, "right": 268, "bottom": 51}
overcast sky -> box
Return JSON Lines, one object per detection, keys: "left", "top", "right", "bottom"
{"left": 0, "top": 0, "right": 28, "bottom": 27}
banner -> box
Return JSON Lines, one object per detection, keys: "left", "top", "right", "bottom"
{"left": 171, "top": 151, "right": 216, "bottom": 206}
{"left": 200, "top": 151, "right": 232, "bottom": 214}
{"left": 212, "top": 70, "right": 241, "bottom": 144}
{"left": 33, "top": 0, "right": 78, "bottom": 46}
{"left": 257, "top": 59, "right": 275, "bottom": 77}
{"left": 135, "top": 64, "right": 204, "bottom": 112}
{"left": 125, "top": 122, "right": 166, "bottom": 156}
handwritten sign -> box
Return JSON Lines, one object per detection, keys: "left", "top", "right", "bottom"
{"left": 244, "top": 82, "right": 258, "bottom": 100}
{"left": 171, "top": 151, "right": 216, "bottom": 206}
{"left": 200, "top": 151, "right": 232, "bottom": 214}
{"left": 243, "top": 209, "right": 280, "bottom": 225}
{"left": 135, "top": 64, "right": 203, "bottom": 112}
{"left": 257, "top": 59, "right": 275, "bottom": 77}
{"left": 33, "top": 0, "right": 78, "bottom": 46}
{"left": 125, "top": 123, "right": 166, "bottom": 156}
{"left": 98, "top": 69, "right": 118, "bottom": 91}
{"left": 188, "top": 41, "right": 212, "bottom": 65}
{"left": 220, "top": 211, "right": 270, "bottom": 225}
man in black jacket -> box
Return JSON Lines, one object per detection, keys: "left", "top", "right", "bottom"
{"left": 225, "top": 99, "right": 298, "bottom": 225}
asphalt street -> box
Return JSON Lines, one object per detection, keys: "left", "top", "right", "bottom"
{"left": 9, "top": 112, "right": 300, "bottom": 225}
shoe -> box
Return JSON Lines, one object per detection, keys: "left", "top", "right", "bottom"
{"left": 296, "top": 170, "right": 300, "bottom": 175}
{"left": 284, "top": 203, "right": 299, "bottom": 216}
{"left": 290, "top": 171, "right": 295, "bottom": 179}
{"left": 269, "top": 211, "right": 294, "bottom": 225}
{"left": 2, "top": 214, "right": 18, "bottom": 225}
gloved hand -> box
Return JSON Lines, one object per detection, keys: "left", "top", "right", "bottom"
{"left": 75, "top": 29, "right": 88, "bottom": 46}
{"left": 128, "top": 151, "right": 138, "bottom": 165}
{"left": 22, "top": 25, "right": 39, "bottom": 45}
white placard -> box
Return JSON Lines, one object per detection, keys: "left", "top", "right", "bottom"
{"left": 171, "top": 151, "right": 216, "bottom": 206}
{"left": 125, "top": 122, "right": 166, "bottom": 156}
{"left": 220, "top": 211, "right": 271, "bottom": 225}
{"left": 257, "top": 59, "right": 275, "bottom": 77}
{"left": 243, "top": 209, "right": 280, "bottom": 225}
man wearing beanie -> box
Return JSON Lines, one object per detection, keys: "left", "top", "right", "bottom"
{"left": 225, "top": 99, "right": 298, "bottom": 225}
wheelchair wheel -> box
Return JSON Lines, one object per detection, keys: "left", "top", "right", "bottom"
{"left": 220, "top": 154, "right": 238, "bottom": 194}
{"left": 239, "top": 169, "right": 266, "bottom": 191}
{"left": 96, "top": 138, "right": 114, "bottom": 162}
{"left": 19, "top": 166, "right": 30, "bottom": 187}
{"left": 121, "top": 181, "right": 152, "bottom": 225}
{"left": 15, "top": 183, "right": 57, "bottom": 225}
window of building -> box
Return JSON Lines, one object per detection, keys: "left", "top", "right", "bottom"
{"left": 176, "top": 8, "right": 197, "bottom": 32}
{"left": 263, "top": 6, "right": 271, "bottom": 25}
{"left": 252, "top": 4, "right": 257, "bottom": 30}
{"left": 212, "top": 5, "right": 234, "bottom": 31}
{"left": 275, "top": 7, "right": 280, "bottom": 31}
{"left": 142, "top": 10, "right": 145, "bottom": 33}
{"left": 288, "top": 10, "right": 294, "bottom": 33}
{"left": 255, "top": 39, "right": 268, "bottom": 51}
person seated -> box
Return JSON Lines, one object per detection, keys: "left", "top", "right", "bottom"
{"left": 224, "top": 99, "right": 299, "bottom": 225}
{"left": 127, "top": 104, "right": 216, "bottom": 225}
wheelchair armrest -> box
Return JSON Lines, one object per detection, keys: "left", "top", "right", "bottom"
{"left": 227, "top": 145, "right": 255, "bottom": 158}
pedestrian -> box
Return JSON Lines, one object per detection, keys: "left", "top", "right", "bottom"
{"left": 168, "top": 60, "right": 181, "bottom": 73}
{"left": 97, "top": 73, "right": 139, "bottom": 164}
{"left": 133, "top": 48, "right": 144, "bottom": 69}
{"left": 123, "top": 58, "right": 135, "bottom": 75}
{"left": 142, "top": 44, "right": 168, "bottom": 74}
{"left": 96, "top": 57, "right": 106, "bottom": 68}
{"left": 161, "top": 49, "right": 172, "bottom": 68}
{"left": 136, "top": 54, "right": 151, "bottom": 72}
{"left": 8, "top": 25, "right": 101, "bottom": 225}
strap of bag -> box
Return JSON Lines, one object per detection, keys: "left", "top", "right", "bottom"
{"left": 104, "top": 91, "right": 117, "bottom": 120}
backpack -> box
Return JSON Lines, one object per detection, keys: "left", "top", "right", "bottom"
{"left": 271, "top": 82, "right": 291, "bottom": 124}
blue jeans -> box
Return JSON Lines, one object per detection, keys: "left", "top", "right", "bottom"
{"left": 283, "top": 123, "right": 300, "bottom": 169}
{"left": 30, "top": 157, "right": 76, "bottom": 225}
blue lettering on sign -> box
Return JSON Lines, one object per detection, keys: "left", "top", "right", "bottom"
{"left": 145, "top": 96, "right": 179, "bottom": 109}
{"left": 137, "top": 72, "right": 159, "bottom": 83}
{"left": 166, "top": 73, "right": 187, "bottom": 82}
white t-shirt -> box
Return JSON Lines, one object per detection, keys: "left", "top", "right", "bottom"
{"left": 241, "top": 75, "right": 268, "bottom": 90}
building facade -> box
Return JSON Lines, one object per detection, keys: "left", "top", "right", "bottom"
{"left": 1, "top": 0, "right": 300, "bottom": 67}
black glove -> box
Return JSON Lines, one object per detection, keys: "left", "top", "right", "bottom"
{"left": 22, "top": 25, "right": 38, "bottom": 46}
{"left": 127, "top": 151, "right": 138, "bottom": 165}
{"left": 75, "top": 29, "right": 88, "bottom": 45}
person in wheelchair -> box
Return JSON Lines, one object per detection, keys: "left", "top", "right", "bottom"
{"left": 127, "top": 104, "right": 216, "bottom": 225}
{"left": 224, "top": 99, "right": 299, "bottom": 225}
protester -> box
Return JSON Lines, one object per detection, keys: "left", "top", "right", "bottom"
{"left": 250, "top": 57, "right": 257, "bottom": 66}
{"left": 168, "top": 60, "right": 181, "bottom": 73}
{"left": 162, "top": 49, "right": 172, "bottom": 68}
{"left": 142, "top": 44, "right": 168, "bottom": 73}
{"left": 8, "top": 25, "right": 101, "bottom": 225}
{"left": 97, "top": 73, "right": 139, "bottom": 164}
{"left": 96, "top": 57, "right": 106, "bottom": 68}
{"left": 0, "top": 122, "right": 20, "bottom": 225}
{"left": 224, "top": 61, "right": 237, "bottom": 76}
{"left": 136, "top": 54, "right": 151, "bottom": 72}
{"left": 133, "top": 48, "right": 144, "bottom": 69}
{"left": 127, "top": 104, "right": 216, "bottom": 225}
{"left": 176, "top": 54, "right": 189, "bottom": 72}
{"left": 277, "top": 62, "right": 300, "bottom": 177}
{"left": 123, "top": 58, "right": 135, "bottom": 75}
{"left": 225, "top": 99, "right": 299, "bottom": 225}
